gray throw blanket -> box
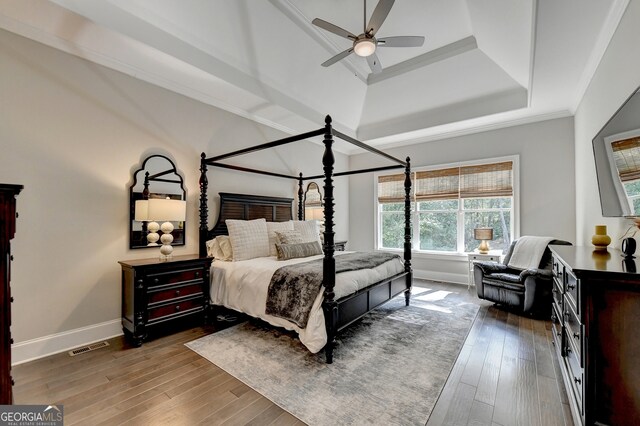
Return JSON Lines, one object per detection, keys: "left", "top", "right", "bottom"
{"left": 265, "top": 252, "right": 401, "bottom": 328}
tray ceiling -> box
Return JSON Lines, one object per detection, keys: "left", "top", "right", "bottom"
{"left": 0, "top": 0, "right": 628, "bottom": 152}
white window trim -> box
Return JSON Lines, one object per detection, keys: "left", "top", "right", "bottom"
{"left": 373, "top": 155, "right": 520, "bottom": 259}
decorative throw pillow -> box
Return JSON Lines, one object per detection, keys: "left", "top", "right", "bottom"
{"left": 225, "top": 218, "right": 270, "bottom": 261}
{"left": 275, "top": 229, "right": 304, "bottom": 245}
{"left": 205, "top": 239, "right": 218, "bottom": 258}
{"left": 215, "top": 235, "right": 233, "bottom": 261}
{"left": 266, "top": 221, "right": 294, "bottom": 256}
{"left": 292, "top": 220, "right": 322, "bottom": 245}
{"left": 275, "top": 241, "right": 323, "bottom": 261}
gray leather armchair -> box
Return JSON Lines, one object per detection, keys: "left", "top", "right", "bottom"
{"left": 474, "top": 239, "right": 571, "bottom": 315}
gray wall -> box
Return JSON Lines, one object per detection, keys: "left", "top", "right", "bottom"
{"left": 575, "top": 0, "right": 640, "bottom": 245}
{"left": 0, "top": 29, "right": 348, "bottom": 360}
{"left": 349, "top": 117, "right": 576, "bottom": 282}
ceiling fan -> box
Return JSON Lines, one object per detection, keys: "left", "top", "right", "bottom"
{"left": 312, "top": 0, "right": 425, "bottom": 74}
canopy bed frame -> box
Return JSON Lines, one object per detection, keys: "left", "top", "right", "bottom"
{"left": 198, "top": 115, "right": 412, "bottom": 363}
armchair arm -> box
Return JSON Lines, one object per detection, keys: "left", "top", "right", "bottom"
{"left": 519, "top": 268, "right": 553, "bottom": 281}
{"left": 474, "top": 261, "right": 507, "bottom": 275}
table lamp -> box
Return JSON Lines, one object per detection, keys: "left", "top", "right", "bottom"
{"left": 134, "top": 200, "right": 160, "bottom": 246}
{"left": 474, "top": 227, "right": 494, "bottom": 254}
{"left": 147, "top": 198, "right": 187, "bottom": 259}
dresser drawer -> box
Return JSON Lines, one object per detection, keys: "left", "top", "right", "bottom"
{"left": 552, "top": 276, "right": 563, "bottom": 307}
{"left": 147, "top": 267, "right": 204, "bottom": 287}
{"left": 566, "top": 334, "right": 584, "bottom": 413}
{"left": 565, "top": 270, "right": 579, "bottom": 316}
{"left": 551, "top": 302, "right": 563, "bottom": 357}
{"left": 564, "top": 302, "right": 583, "bottom": 366}
{"left": 147, "top": 296, "right": 203, "bottom": 323}
{"left": 147, "top": 282, "right": 203, "bottom": 305}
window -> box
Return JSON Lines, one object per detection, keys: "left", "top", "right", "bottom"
{"left": 376, "top": 158, "right": 517, "bottom": 254}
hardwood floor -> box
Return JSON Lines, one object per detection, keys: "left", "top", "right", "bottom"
{"left": 12, "top": 280, "right": 572, "bottom": 426}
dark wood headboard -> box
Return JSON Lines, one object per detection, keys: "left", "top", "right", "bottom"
{"left": 207, "top": 192, "right": 293, "bottom": 240}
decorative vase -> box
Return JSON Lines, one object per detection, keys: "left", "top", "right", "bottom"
{"left": 591, "top": 225, "right": 611, "bottom": 251}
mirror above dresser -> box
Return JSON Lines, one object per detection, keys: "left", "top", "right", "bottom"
{"left": 129, "top": 155, "right": 186, "bottom": 249}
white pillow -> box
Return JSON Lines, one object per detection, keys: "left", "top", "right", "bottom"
{"left": 205, "top": 239, "right": 218, "bottom": 258}
{"left": 266, "top": 221, "right": 294, "bottom": 256}
{"left": 292, "top": 220, "right": 322, "bottom": 246}
{"left": 216, "top": 235, "right": 233, "bottom": 260}
{"left": 226, "top": 218, "right": 270, "bottom": 261}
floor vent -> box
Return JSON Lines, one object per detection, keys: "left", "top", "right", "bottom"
{"left": 68, "top": 341, "right": 110, "bottom": 357}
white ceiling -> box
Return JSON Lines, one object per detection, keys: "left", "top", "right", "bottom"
{"left": 0, "top": 0, "right": 629, "bottom": 152}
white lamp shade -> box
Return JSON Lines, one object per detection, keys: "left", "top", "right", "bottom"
{"left": 147, "top": 199, "right": 186, "bottom": 222}
{"left": 134, "top": 200, "right": 149, "bottom": 221}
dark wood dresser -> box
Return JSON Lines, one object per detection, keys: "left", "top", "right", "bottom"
{"left": 1, "top": 184, "right": 22, "bottom": 405}
{"left": 119, "top": 255, "right": 212, "bottom": 346}
{"left": 550, "top": 245, "right": 640, "bottom": 426}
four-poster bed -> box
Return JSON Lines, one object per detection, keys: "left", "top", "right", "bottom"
{"left": 198, "top": 115, "right": 412, "bottom": 363}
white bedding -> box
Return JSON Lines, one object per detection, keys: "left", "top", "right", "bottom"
{"left": 210, "top": 251, "right": 405, "bottom": 353}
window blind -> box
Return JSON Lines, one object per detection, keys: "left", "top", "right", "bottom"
{"left": 459, "top": 161, "right": 513, "bottom": 198}
{"left": 611, "top": 137, "right": 640, "bottom": 182}
{"left": 377, "top": 174, "right": 408, "bottom": 203}
{"left": 414, "top": 167, "right": 460, "bottom": 201}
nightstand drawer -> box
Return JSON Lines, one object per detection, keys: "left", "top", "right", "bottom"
{"left": 147, "top": 282, "right": 203, "bottom": 305}
{"left": 147, "top": 267, "right": 203, "bottom": 287}
{"left": 147, "top": 296, "right": 203, "bottom": 322}
{"left": 565, "top": 270, "right": 579, "bottom": 316}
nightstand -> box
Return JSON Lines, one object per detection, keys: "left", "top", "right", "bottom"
{"left": 119, "top": 254, "right": 213, "bottom": 346}
{"left": 335, "top": 240, "right": 347, "bottom": 251}
{"left": 467, "top": 251, "right": 501, "bottom": 289}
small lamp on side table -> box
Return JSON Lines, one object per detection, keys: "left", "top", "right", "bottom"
{"left": 147, "top": 198, "right": 186, "bottom": 260}
{"left": 474, "top": 227, "right": 494, "bottom": 254}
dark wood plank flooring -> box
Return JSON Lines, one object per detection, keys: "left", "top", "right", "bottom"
{"left": 12, "top": 280, "right": 572, "bottom": 426}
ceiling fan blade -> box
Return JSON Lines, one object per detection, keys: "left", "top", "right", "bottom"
{"left": 377, "top": 36, "right": 425, "bottom": 48}
{"left": 322, "top": 48, "right": 354, "bottom": 67}
{"left": 312, "top": 18, "right": 357, "bottom": 40}
{"left": 366, "top": 0, "right": 395, "bottom": 36}
{"left": 366, "top": 52, "right": 383, "bottom": 74}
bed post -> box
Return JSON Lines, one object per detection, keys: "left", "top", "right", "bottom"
{"left": 404, "top": 156, "right": 413, "bottom": 306}
{"left": 199, "top": 152, "right": 208, "bottom": 258}
{"left": 322, "top": 115, "right": 337, "bottom": 364}
{"left": 298, "top": 173, "right": 304, "bottom": 220}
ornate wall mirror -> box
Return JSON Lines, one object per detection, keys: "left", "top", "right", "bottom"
{"left": 304, "top": 182, "right": 323, "bottom": 220}
{"left": 129, "top": 155, "right": 186, "bottom": 249}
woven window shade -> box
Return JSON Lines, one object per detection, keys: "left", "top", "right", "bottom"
{"left": 415, "top": 167, "right": 460, "bottom": 201}
{"left": 459, "top": 161, "right": 513, "bottom": 198}
{"left": 377, "top": 174, "right": 408, "bottom": 203}
{"left": 612, "top": 137, "right": 640, "bottom": 182}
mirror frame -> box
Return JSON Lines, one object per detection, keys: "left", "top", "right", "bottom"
{"left": 592, "top": 85, "right": 640, "bottom": 217}
{"left": 129, "top": 154, "right": 186, "bottom": 249}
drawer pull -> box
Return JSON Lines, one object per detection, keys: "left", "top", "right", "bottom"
{"left": 551, "top": 314, "right": 556, "bottom": 321}
{"left": 154, "top": 279, "right": 159, "bottom": 284}
{"left": 574, "top": 376, "right": 582, "bottom": 385}
{"left": 195, "top": 271, "right": 200, "bottom": 277}
{"left": 564, "top": 311, "right": 570, "bottom": 318}
{"left": 556, "top": 331, "right": 561, "bottom": 337}
{"left": 568, "top": 283, "right": 576, "bottom": 290}
{"left": 175, "top": 305, "right": 180, "bottom": 311}
{"left": 573, "top": 332, "right": 580, "bottom": 340}
{"left": 551, "top": 340, "right": 555, "bottom": 346}
{"left": 552, "top": 288, "right": 558, "bottom": 294}
{"left": 10, "top": 297, "right": 13, "bottom": 303}
{"left": 10, "top": 338, "right": 13, "bottom": 344}
{"left": 566, "top": 346, "right": 572, "bottom": 353}
{"left": 175, "top": 290, "right": 181, "bottom": 297}
{"left": 10, "top": 255, "right": 13, "bottom": 261}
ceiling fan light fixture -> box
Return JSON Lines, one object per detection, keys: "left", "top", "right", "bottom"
{"left": 353, "top": 38, "right": 376, "bottom": 57}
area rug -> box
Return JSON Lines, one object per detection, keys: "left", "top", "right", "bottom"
{"left": 186, "top": 285, "right": 479, "bottom": 425}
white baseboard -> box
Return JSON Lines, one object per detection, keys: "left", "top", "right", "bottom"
{"left": 12, "top": 319, "right": 123, "bottom": 366}
{"left": 413, "top": 268, "right": 468, "bottom": 286}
